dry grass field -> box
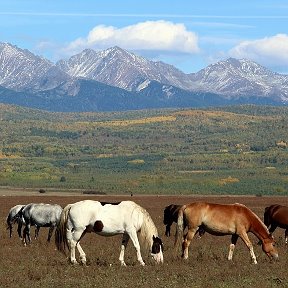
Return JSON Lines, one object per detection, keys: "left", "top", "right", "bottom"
{"left": 0, "top": 193, "right": 288, "bottom": 287}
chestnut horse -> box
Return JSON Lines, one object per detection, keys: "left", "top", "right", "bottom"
{"left": 264, "top": 204, "right": 288, "bottom": 244}
{"left": 175, "top": 202, "right": 278, "bottom": 264}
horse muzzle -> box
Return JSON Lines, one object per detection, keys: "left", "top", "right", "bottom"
{"left": 151, "top": 252, "right": 164, "bottom": 264}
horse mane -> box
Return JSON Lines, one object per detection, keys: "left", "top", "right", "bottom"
{"left": 55, "top": 203, "right": 73, "bottom": 254}
{"left": 137, "top": 204, "right": 158, "bottom": 254}
{"left": 241, "top": 204, "right": 270, "bottom": 239}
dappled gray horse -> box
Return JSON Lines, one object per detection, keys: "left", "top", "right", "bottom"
{"left": 18, "top": 203, "right": 63, "bottom": 245}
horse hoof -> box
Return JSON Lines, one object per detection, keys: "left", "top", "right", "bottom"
{"left": 70, "top": 260, "right": 79, "bottom": 265}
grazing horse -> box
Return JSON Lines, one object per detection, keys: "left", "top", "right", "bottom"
{"left": 18, "top": 203, "right": 63, "bottom": 245}
{"left": 55, "top": 200, "right": 164, "bottom": 266}
{"left": 6, "top": 205, "right": 26, "bottom": 238}
{"left": 175, "top": 202, "right": 278, "bottom": 264}
{"left": 264, "top": 204, "right": 288, "bottom": 244}
{"left": 7, "top": 204, "right": 41, "bottom": 239}
{"left": 163, "top": 204, "right": 205, "bottom": 237}
{"left": 164, "top": 204, "right": 183, "bottom": 236}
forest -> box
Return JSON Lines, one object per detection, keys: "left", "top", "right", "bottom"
{"left": 0, "top": 103, "right": 287, "bottom": 195}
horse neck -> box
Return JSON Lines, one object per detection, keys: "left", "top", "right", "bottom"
{"left": 139, "top": 208, "right": 158, "bottom": 249}
{"left": 249, "top": 211, "right": 270, "bottom": 241}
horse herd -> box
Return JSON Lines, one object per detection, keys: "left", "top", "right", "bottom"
{"left": 6, "top": 200, "right": 288, "bottom": 266}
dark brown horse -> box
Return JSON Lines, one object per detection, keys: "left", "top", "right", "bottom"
{"left": 264, "top": 204, "right": 288, "bottom": 244}
{"left": 163, "top": 204, "right": 183, "bottom": 236}
{"left": 163, "top": 204, "right": 205, "bottom": 237}
{"left": 175, "top": 202, "right": 278, "bottom": 264}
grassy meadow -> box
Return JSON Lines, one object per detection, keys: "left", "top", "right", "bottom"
{"left": 0, "top": 104, "right": 287, "bottom": 195}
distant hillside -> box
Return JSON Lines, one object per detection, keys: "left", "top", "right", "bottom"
{"left": 0, "top": 103, "right": 287, "bottom": 195}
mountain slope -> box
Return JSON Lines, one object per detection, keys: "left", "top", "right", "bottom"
{"left": 0, "top": 42, "right": 70, "bottom": 92}
{"left": 56, "top": 46, "right": 193, "bottom": 91}
{"left": 189, "top": 58, "right": 288, "bottom": 102}
{"left": 0, "top": 42, "right": 287, "bottom": 112}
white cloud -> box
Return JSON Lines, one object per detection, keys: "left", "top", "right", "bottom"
{"left": 229, "top": 34, "right": 288, "bottom": 69}
{"left": 62, "top": 20, "right": 199, "bottom": 56}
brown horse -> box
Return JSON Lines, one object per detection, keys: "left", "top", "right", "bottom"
{"left": 264, "top": 204, "right": 288, "bottom": 244}
{"left": 175, "top": 202, "right": 278, "bottom": 264}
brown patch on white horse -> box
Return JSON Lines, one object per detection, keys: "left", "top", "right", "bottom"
{"left": 93, "top": 220, "right": 104, "bottom": 233}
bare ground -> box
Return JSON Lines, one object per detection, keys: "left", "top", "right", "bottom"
{"left": 1, "top": 192, "right": 288, "bottom": 287}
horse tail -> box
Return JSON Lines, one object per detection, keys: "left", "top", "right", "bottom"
{"left": 263, "top": 206, "right": 271, "bottom": 228}
{"left": 55, "top": 204, "right": 72, "bottom": 254}
{"left": 174, "top": 205, "right": 186, "bottom": 253}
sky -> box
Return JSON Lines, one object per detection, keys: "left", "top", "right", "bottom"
{"left": 0, "top": 0, "right": 288, "bottom": 74}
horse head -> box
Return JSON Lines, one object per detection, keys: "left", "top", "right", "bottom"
{"left": 262, "top": 234, "right": 278, "bottom": 260}
{"left": 151, "top": 235, "right": 164, "bottom": 264}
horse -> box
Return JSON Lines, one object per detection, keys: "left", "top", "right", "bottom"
{"left": 175, "top": 202, "right": 278, "bottom": 264}
{"left": 17, "top": 203, "right": 63, "bottom": 245}
{"left": 163, "top": 204, "right": 205, "bottom": 237}
{"left": 6, "top": 204, "right": 26, "bottom": 238}
{"left": 264, "top": 204, "right": 288, "bottom": 244}
{"left": 164, "top": 204, "right": 183, "bottom": 236}
{"left": 55, "top": 200, "right": 164, "bottom": 266}
{"left": 6, "top": 204, "right": 42, "bottom": 239}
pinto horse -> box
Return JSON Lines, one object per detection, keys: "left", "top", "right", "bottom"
{"left": 55, "top": 200, "right": 164, "bottom": 266}
{"left": 264, "top": 204, "right": 288, "bottom": 244}
{"left": 175, "top": 202, "right": 278, "bottom": 264}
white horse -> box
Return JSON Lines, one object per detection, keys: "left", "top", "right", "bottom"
{"left": 55, "top": 200, "right": 164, "bottom": 266}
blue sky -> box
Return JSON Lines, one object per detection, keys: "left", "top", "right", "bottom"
{"left": 1, "top": 0, "right": 288, "bottom": 74}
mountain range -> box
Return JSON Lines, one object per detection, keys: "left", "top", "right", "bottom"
{"left": 0, "top": 42, "right": 287, "bottom": 112}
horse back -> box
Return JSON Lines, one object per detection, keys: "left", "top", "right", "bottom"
{"left": 183, "top": 202, "right": 252, "bottom": 234}
{"left": 23, "top": 203, "right": 62, "bottom": 225}
{"left": 265, "top": 204, "right": 288, "bottom": 227}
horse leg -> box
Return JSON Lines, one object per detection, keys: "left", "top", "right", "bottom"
{"left": 47, "top": 226, "right": 54, "bottom": 242}
{"left": 165, "top": 225, "right": 171, "bottom": 237}
{"left": 182, "top": 228, "right": 197, "bottom": 259}
{"left": 228, "top": 234, "right": 239, "bottom": 261}
{"left": 8, "top": 222, "right": 12, "bottom": 238}
{"left": 239, "top": 232, "right": 257, "bottom": 264}
{"left": 67, "top": 229, "right": 84, "bottom": 265}
{"left": 127, "top": 230, "right": 145, "bottom": 266}
{"left": 35, "top": 226, "right": 40, "bottom": 240}
{"left": 119, "top": 233, "right": 130, "bottom": 266}
{"left": 23, "top": 225, "right": 30, "bottom": 246}
{"left": 17, "top": 221, "right": 22, "bottom": 239}
{"left": 76, "top": 231, "right": 87, "bottom": 265}
{"left": 268, "top": 223, "right": 277, "bottom": 235}
{"left": 285, "top": 229, "right": 288, "bottom": 244}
